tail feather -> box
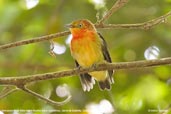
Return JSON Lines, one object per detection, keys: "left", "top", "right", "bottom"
{"left": 79, "top": 73, "right": 95, "bottom": 92}
{"left": 75, "top": 60, "right": 96, "bottom": 92}
{"left": 98, "top": 76, "right": 113, "bottom": 90}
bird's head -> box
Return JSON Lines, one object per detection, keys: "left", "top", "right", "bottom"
{"left": 66, "top": 19, "right": 96, "bottom": 35}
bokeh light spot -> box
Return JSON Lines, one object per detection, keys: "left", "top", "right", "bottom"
{"left": 86, "top": 103, "right": 101, "bottom": 114}
{"left": 65, "top": 34, "right": 72, "bottom": 45}
{"left": 51, "top": 43, "right": 66, "bottom": 55}
{"left": 56, "top": 84, "right": 70, "bottom": 98}
{"left": 25, "top": 0, "right": 39, "bottom": 9}
{"left": 13, "top": 110, "right": 19, "bottom": 114}
{"left": 89, "top": 0, "right": 106, "bottom": 9}
{"left": 99, "top": 99, "right": 114, "bottom": 113}
{"left": 144, "top": 45, "right": 160, "bottom": 60}
{"left": 26, "top": 110, "right": 32, "bottom": 114}
{"left": 91, "top": 0, "right": 105, "bottom": 6}
{"left": 86, "top": 99, "right": 114, "bottom": 114}
{"left": 167, "top": 78, "right": 171, "bottom": 86}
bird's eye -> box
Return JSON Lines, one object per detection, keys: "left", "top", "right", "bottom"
{"left": 79, "top": 23, "right": 83, "bottom": 28}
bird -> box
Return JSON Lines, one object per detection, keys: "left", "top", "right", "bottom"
{"left": 66, "top": 19, "right": 114, "bottom": 91}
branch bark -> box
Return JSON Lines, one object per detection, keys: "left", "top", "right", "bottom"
{"left": 0, "top": 8, "right": 171, "bottom": 50}
{"left": 95, "top": 10, "right": 171, "bottom": 29}
{"left": 0, "top": 57, "right": 171, "bottom": 105}
{"left": 0, "top": 86, "right": 18, "bottom": 99}
{"left": 21, "top": 86, "right": 72, "bottom": 106}
{"left": 0, "top": 31, "right": 70, "bottom": 50}
{"left": 97, "top": 0, "right": 129, "bottom": 24}
{"left": 0, "top": 57, "right": 171, "bottom": 86}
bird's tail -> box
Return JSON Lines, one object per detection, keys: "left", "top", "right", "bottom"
{"left": 98, "top": 75, "right": 114, "bottom": 90}
{"left": 79, "top": 73, "right": 95, "bottom": 92}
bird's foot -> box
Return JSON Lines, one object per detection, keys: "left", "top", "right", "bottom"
{"left": 91, "top": 63, "right": 98, "bottom": 70}
{"left": 76, "top": 66, "right": 82, "bottom": 70}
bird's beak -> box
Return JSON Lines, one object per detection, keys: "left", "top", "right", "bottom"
{"left": 65, "top": 24, "right": 74, "bottom": 28}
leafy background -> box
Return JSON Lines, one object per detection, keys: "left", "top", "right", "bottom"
{"left": 0, "top": 0, "right": 171, "bottom": 114}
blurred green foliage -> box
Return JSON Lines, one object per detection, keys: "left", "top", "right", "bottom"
{"left": 0, "top": 0, "right": 171, "bottom": 114}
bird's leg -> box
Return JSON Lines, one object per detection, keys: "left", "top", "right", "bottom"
{"left": 76, "top": 65, "right": 82, "bottom": 70}
{"left": 91, "top": 63, "right": 98, "bottom": 70}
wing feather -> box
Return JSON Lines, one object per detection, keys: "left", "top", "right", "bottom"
{"left": 98, "top": 33, "right": 114, "bottom": 84}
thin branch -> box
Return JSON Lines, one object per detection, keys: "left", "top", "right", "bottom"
{"left": 0, "top": 0, "right": 128, "bottom": 51}
{"left": 0, "top": 31, "right": 70, "bottom": 50}
{"left": 97, "top": 0, "right": 129, "bottom": 24}
{"left": 0, "top": 57, "right": 170, "bottom": 106}
{"left": 0, "top": 86, "right": 18, "bottom": 99}
{"left": 0, "top": 58, "right": 171, "bottom": 106}
{"left": 21, "top": 86, "right": 72, "bottom": 106}
{"left": 96, "top": 10, "right": 171, "bottom": 29}
{"left": 0, "top": 57, "right": 171, "bottom": 86}
{"left": 0, "top": 10, "right": 170, "bottom": 50}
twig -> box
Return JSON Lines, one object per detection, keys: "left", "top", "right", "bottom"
{"left": 0, "top": 57, "right": 171, "bottom": 86}
{"left": 97, "top": 0, "right": 129, "bottom": 24}
{"left": 21, "top": 86, "right": 72, "bottom": 106}
{"left": 0, "top": 31, "right": 70, "bottom": 50}
{"left": 0, "top": 10, "right": 170, "bottom": 50}
{"left": 95, "top": 10, "right": 171, "bottom": 29}
{"left": 0, "top": 0, "right": 128, "bottom": 51}
{"left": 0, "top": 57, "right": 170, "bottom": 106}
{"left": 0, "top": 86, "right": 18, "bottom": 99}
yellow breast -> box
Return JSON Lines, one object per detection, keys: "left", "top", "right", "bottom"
{"left": 70, "top": 35, "right": 103, "bottom": 67}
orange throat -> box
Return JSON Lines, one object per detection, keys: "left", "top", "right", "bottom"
{"left": 70, "top": 28, "right": 96, "bottom": 41}
{"left": 70, "top": 28, "right": 86, "bottom": 39}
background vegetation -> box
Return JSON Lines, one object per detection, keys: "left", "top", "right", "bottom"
{"left": 0, "top": 0, "right": 171, "bottom": 114}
